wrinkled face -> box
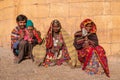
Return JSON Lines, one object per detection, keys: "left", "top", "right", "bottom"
{"left": 85, "top": 23, "right": 92, "bottom": 32}
{"left": 52, "top": 23, "right": 61, "bottom": 33}
{"left": 17, "top": 20, "right": 26, "bottom": 29}
{"left": 27, "top": 26, "right": 33, "bottom": 33}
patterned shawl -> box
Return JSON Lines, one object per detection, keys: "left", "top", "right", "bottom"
{"left": 80, "top": 19, "right": 110, "bottom": 77}
{"left": 45, "top": 20, "right": 81, "bottom": 67}
{"left": 80, "top": 18, "right": 97, "bottom": 33}
{"left": 33, "top": 20, "right": 81, "bottom": 67}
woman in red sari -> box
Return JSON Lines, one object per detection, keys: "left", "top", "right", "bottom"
{"left": 73, "top": 19, "right": 110, "bottom": 77}
{"left": 43, "top": 19, "right": 70, "bottom": 66}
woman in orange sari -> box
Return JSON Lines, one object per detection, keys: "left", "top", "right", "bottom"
{"left": 73, "top": 19, "right": 110, "bottom": 77}
{"left": 43, "top": 19, "right": 70, "bottom": 66}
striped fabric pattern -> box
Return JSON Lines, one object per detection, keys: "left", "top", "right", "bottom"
{"left": 61, "top": 28, "right": 81, "bottom": 67}
{"left": 11, "top": 26, "right": 20, "bottom": 48}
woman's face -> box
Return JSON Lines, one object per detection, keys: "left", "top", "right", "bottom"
{"left": 85, "top": 23, "right": 92, "bottom": 32}
{"left": 52, "top": 23, "right": 60, "bottom": 33}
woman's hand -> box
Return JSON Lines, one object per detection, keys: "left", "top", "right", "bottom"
{"left": 82, "top": 40, "right": 89, "bottom": 48}
{"left": 88, "top": 40, "right": 95, "bottom": 46}
{"left": 76, "top": 38, "right": 84, "bottom": 44}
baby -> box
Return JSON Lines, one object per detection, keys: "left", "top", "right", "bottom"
{"left": 24, "top": 20, "right": 34, "bottom": 43}
{"left": 24, "top": 26, "right": 34, "bottom": 43}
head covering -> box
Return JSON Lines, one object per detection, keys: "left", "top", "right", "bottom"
{"left": 46, "top": 19, "right": 62, "bottom": 48}
{"left": 47, "top": 19, "right": 61, "bottom": 35}
{"left": 52, "top": 19, "right": 61, "bottom": 26}
{"left": 26, "top": 20, "right": 34, "bottom": 28}
{"left": 46, "top": 19, "right": 80, "bottom": 67}
{"left": 80, "top": 19, "right": 97, "bottom": 33}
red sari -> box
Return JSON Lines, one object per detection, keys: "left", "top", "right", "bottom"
{"left": 43, "top": 22, "right": 70, "bottom": 66}
{"left": 74, "top": 19, "right": 110, "bottom": 77}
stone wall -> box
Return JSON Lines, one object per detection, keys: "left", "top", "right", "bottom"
{"left": 0, "top": 0, "right": 120, "bottom": 55}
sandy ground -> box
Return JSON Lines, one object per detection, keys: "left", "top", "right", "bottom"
{"left": 0, "top": 47, "right": 120, "bottom": 80}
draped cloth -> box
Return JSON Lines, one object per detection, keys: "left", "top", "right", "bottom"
{"left": 33, "top": 21, "right": 80, "bottom": 67}
{"left": 61, "top": 29, "right": 81, "bottom": 67}
{"left": 44, "top": 22, "right": 70, "bottom": 66}
{"left": 74, "top": 19, "right": 110, "bottom": 77}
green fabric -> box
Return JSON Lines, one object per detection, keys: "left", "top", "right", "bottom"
{"left": 26, "top": 20, "right": 34, "bottom": 28}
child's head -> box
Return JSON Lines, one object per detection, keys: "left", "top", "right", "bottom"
{"left": 26, "top": 20, "right": 34, "bottom": 32}
{"left": 27, "top": 26, "right": 34, "bottom": 33}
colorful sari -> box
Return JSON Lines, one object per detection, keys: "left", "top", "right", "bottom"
{"left": 33, "top": 20, "right": 80, "bottom": 67}
{"left": 43, "top": 20, "right": 70, "bottom": 66}
{"left": 74, "top": 19, "right": 110, "bottom": 77}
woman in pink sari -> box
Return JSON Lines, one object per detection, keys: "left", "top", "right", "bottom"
{"left": 73, "top": 19, "right": 110, "bottom": 77}
{"left": 42, "top": 19, "right": 70, "bottom": 66}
